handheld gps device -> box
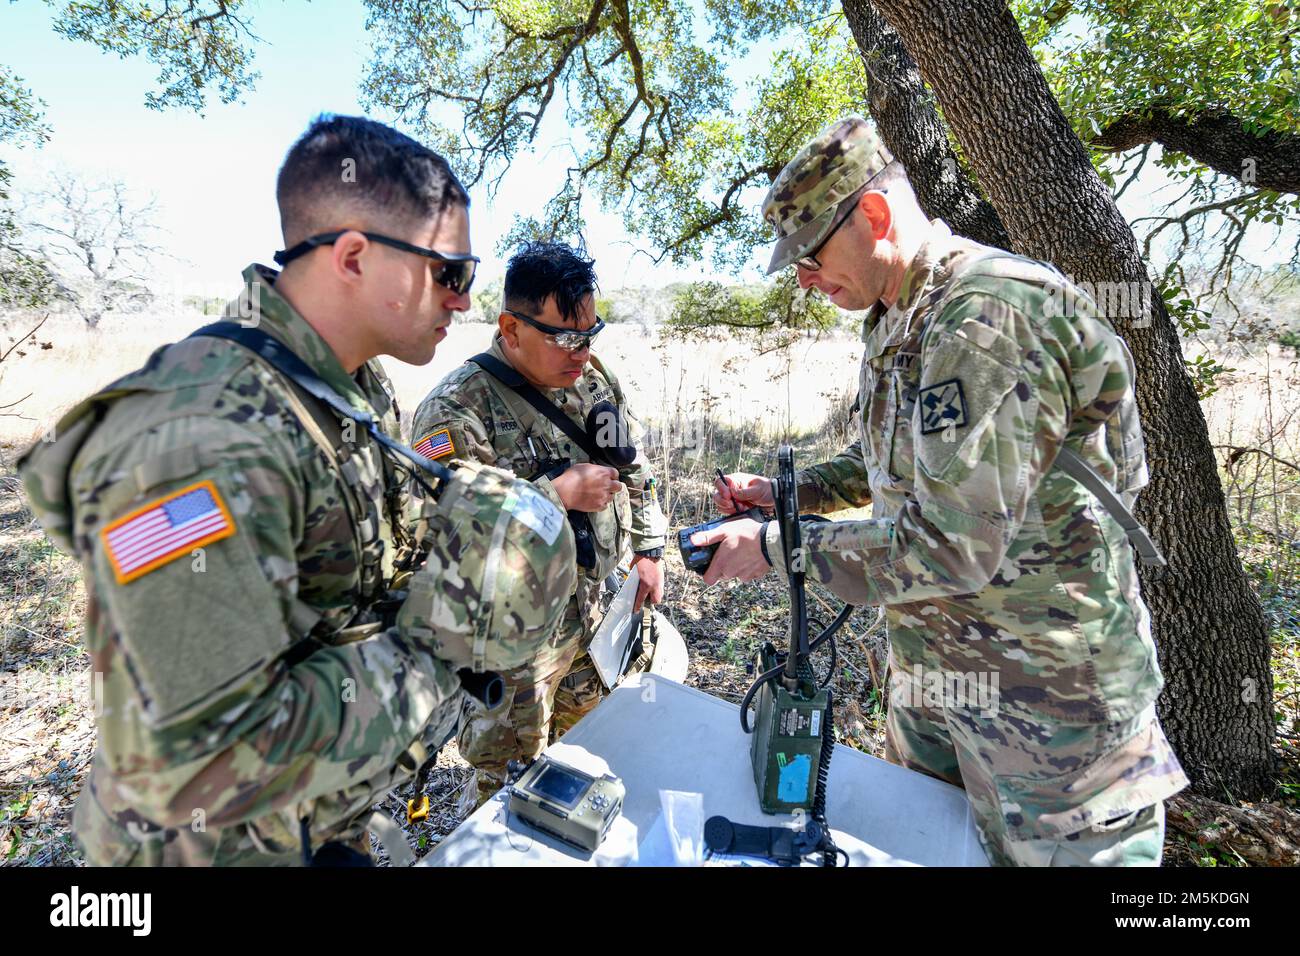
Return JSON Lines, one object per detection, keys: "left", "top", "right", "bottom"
{"left": 508, "top": 755, "right": 625, "bottom": 853}
{"left": 678, "top": 506, "right": 766, "bottom": 574}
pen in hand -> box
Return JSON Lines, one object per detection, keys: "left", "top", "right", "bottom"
{"left": 715, "top": 468, "right": 741, "bottom": 514}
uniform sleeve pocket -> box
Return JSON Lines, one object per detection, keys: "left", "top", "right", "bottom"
{"left": 585, "top": 496, "right": 610, "bottom": 538}
{"left": 915, "top": 333, "right": 1025, "bottom": 487}
{"left": 92, "top": 463, "right": 287, "bottom": 728}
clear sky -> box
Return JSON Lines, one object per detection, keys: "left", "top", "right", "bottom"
{"left": 0, "top": 0, "right": 757, "bottom": 301}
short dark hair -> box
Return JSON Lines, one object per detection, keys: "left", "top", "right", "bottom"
{"left": 503, "top": 241, "right": 599, "bottom": 325}
{"left": 276, "top": 114, "right": 469, "bottom": 246}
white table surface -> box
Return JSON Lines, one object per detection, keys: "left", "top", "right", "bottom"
{"left": 422, "top": 675, "right": 988, "bottom": 867}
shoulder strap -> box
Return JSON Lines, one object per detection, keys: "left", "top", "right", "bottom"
{"left": 1054, "top": 446, "right": 1165, "bottom": 566}
{"left": 188, "top": 323, "right": 453, "bottom": 491}
{"left": 272, "top": 370, "right": 347, "bottom": 469}
{"left": 467, "top": 352, "right": 609, "bottom": 465}
{"left": 930, "top": 252, "right": 1167, "bottom": 567}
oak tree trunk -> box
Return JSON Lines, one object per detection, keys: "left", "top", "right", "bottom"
{"left": 845, "top": 0, "right": 1276, "bottom": 798}
{"left": 841, "top": 0, "right": 1012, "bottom": 250}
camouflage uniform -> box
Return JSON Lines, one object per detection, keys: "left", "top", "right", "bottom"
{"left": 412, "top": 334, "right": 667, "bottom": 803}
{"left": 760, "top": 118, "right": 1188, "bottom": 866}
{"left": 17, "top": 265, "right": 574, "bottom": 865}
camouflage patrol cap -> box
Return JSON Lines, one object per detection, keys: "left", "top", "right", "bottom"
{"left": 396, "top": 461, "right": 576, "bottom": 673}
{"left": 762, "top": 116, "right": 894, "bottom": 274}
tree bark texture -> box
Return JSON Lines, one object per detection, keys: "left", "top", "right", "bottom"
{"left": 841, "top": 0, "right": 1013, "bottom": 250}
{"left": 845, "top": 0, "right": 1276, "bottom": 798}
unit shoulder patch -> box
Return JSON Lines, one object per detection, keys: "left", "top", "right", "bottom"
{"left": 102, "top": 479, "right": 236, "bottom": 584}
{"left": 918, "top": 378, "right": 969, "bottom": 436}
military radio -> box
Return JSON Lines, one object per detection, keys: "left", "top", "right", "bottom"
{"left": 507, "top": 755, "right": 625, "bottom": 854}
{"left": 706, "top": 446, "right": 854, "bottom": 866}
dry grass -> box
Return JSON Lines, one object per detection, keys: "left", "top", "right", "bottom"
{"left": 0, "top": 309, "right": 862, "bottom": 447}
{"left": 2, "top": 306, "right": 1298, "bottom": 866}
{"left": 0, "top": 469, "right": 91, "bottom": 865}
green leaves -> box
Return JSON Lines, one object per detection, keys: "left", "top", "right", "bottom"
{"left": 48, "top": 1, "right": 262, "bottom": 111}
{"left": 362, "top": 0, "right": 865, "bottom": 273}
{"left": 0, "top": 66, "right": 51, "bottom": 155}
{"left": 665, "top": 270, "right": 843, "bottom": 348}
{"left": 0, "top": 67, "right": 55, "bottom": 308}
{"left": 1022, "top": 0, "right": 1299, "bottom": 150}
{"left": 1156, "top": 277, "right": 1237, "bottom": 398}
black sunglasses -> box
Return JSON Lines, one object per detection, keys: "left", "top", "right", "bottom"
{"left": 504, "top": 308, "right": 606, "bottom": 352}
{"left": 274, "top": 230, "right": 480, "bottom": 295}
{"left": 795, "top": 200, "right": 859, "bottom": 272}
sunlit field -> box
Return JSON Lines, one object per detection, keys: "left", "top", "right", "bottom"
{"left": 2, "top": 305, "right": 1298, "bottom": 866}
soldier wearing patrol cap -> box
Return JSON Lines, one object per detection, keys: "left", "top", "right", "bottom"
{"left": 694, "top": 116, "right": 1188, "bottom": 866}
{"left": 17, "top": 115, "right": 575, "bottom": 866}
{"left": 410, "top": 241, "right": 669, "bottom": 807}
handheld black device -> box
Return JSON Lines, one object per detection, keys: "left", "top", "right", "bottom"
{"left": 677, "top": 507, "right": 767, "bottom": 574}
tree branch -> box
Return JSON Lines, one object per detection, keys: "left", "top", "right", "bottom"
{"left": 1095, "top": 107, "right": 1300, "bottom": 197}
{"left": 0, "top": 314, "right": 47, "bottom": 365}
{"left": 1215, "top": 445, "right": 1300, "bottom": 477}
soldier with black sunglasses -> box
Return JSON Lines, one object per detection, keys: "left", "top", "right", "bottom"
{"left": 17, "top": 115, "right": 576, "bottom": 866}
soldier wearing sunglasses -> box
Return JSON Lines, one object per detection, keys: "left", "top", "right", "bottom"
{"left": 17, "top": 115, "right": 579, "bottom": 865}
{"left": 412, "top": 241, "right": 669, "bottom": 808}
{"left": 695, "top": 116, "right": 1187, "bottom": 866}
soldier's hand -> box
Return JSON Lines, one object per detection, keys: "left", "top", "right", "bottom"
{"left": 713, "top": 472, "right": 774, "bottom": 514}
{"left": 631, "top": 553, "right": 664, "bottom": 611}
{"left": 691, "top": 518, "right": 770, "bottom": 585}
{"left": 553, "top": 463, "right": 625, "bottom": 512}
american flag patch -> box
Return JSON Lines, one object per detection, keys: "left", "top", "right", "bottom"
{"left": 101, "top": 480, "right": 236, "bottom": 584}
{"left": 413, "top": 428, "right": 455, "bottom": 460}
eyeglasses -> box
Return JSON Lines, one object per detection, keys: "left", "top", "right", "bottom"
{"left": 504, "top": 308, "right": 605, "bottom": 352}
{"left": 793, "top": 160, "right": 898, "bottom": 272}
{"left": 273, "top": 231, "right": 480, "bottom": 295}
{"left": 794, "top": 199, "right": 859, "bottom": 272}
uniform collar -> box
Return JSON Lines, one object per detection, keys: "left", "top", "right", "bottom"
{"left": 233, "top": 264, "right": 377, "bottom": 412}
{"left": 862, "top": 219, "right": 959, "bottom": 353}
{"left": 487, "top": 331, "right": 596, "bottom": 404}
{"left": 488, "top": 331, "right": 513, "bottom": 367}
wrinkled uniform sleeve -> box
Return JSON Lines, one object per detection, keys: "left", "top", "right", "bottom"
{"left": 410, "top": 387, "right": 496, "bottom": 470}
{"left": 411, "top": 384, "right": 568, "bottom": 515}
{"left": 769, "top": 292, "right": 1075, "bottom": 607}
{"left": 794, "top": 439, "right": 872, "bottom": 514}
{"left": 76, "top": 415, "right": 459, "bottom": 829}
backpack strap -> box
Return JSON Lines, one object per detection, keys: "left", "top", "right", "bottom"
{"left": 467, "top": 352, "right": 610, "bottom": 466}
{"left": 1054, "top": 446, "right": 1165, "bottom": 566}
{"left": 188, "top": 323, "right": 454, "bottom": 490}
